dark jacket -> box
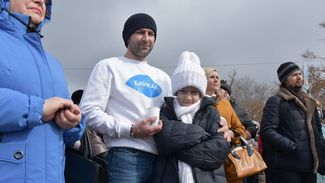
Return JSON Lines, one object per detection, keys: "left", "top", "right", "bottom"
{"left": 260, "top": 87, "right": 325, "bottom": 174}
{"left": 231, "top": 100, "right": 258, "bottom": 138}
{"left": 151, "top": 96, "right": 231, "bottom": 183}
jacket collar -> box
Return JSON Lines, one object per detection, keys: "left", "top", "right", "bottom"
{"left": 278, "top": 87, "right": 316, "bottom": 113}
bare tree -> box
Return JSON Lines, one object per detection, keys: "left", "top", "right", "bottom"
{"left": 307, "top": 65, "right": 325, "bottom": 106}
{"left": 228, "top": 76, "right": 274, "bottom": 122}
{"left": 301, "top": 50, "right": 317, "bottom": 59}
{"left": 227, "top": 70, "right": 237, "bottom": 87}
{"left": 301, "top": 50, "right": 325, "bottom": 60}
{"left": 300, "top": 21, "right": 325, "bottom": 106}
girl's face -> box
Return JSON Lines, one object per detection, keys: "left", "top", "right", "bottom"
{"left": 176, "top": 86, "right": 201, "bottom": 106}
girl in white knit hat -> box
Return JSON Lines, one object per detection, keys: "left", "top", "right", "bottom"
{"left": 151, "top": 51, "right": 231, "bottom": 183}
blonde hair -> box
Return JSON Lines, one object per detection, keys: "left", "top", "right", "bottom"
{"left": 203, "top": 66, "right": 218, "bottom": 80}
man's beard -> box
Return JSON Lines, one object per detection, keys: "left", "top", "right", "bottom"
{"left": 131, "top": 44, "right": 153, "bottom": 60}
{"left": 287, "top": 84, "right": 303, "bottom": 93}
{"left": 293, "top": 85, "right": 303, "bottom": 92}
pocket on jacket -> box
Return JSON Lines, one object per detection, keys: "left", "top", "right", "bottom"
{"left": 0, "top": 142, "right": 26, "bottom": 182}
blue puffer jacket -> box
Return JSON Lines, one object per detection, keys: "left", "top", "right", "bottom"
{"left": 0, "top": 1, "right": 85, "bottom": 183}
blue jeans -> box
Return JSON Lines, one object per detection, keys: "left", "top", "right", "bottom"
{"left": 107, "top": 147, "right": 156, "bottom": 183}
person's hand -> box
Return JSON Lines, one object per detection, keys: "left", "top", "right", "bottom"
{"left": 245, "top": 130, "right": 252, "bottom": 139}
{"left": 42, "top": 97, "right": 74, "bottom": 122}
{"left": 217, "top": 117, "right": 228, "bottom": 133}
{"left": 223, "top": 130, "right": 234, "bottom": 142}
{"left": 216, "top": 117, "right": 232, "bottom": 142}
{"left": 132, "top": 117, "right": 163, "bottom": 138}
{"left": 55, "top": 104, "right": 81, "bottom": 130}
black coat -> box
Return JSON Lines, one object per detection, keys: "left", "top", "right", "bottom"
{"left": 260, "top": 87, "right": 325, "bottom": 174}
{"left": 151, "top": 96, "right": 231, "bottom": 183}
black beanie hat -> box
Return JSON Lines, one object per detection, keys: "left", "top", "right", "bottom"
{"left": 71, "top": 89, "right": 84, "bottom": 105}
{"left": 220, "top": 83, "right": 232, "bottom": 96}
{"left": 277, "top": 62, "right": 300, "bottom": 83}
{"left": 122, "top": 13, "right": 157, "bottom": 47}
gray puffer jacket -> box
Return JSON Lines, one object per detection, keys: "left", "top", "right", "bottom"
{"left": 151, "top": 96, "right": 231, "bottom": 183}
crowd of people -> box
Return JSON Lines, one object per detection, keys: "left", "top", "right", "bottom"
{"left": 1, "top": 1, "right": 325, "bottom": 183}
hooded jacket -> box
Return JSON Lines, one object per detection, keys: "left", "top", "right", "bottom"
{"left": 0, "top": 1, "right": 85, "bottom": 182}
{"left": 151, "top": 96, "right": 231, "bottom": 183}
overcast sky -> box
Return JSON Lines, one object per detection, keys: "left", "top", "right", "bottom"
{"left": 42, "top": 0, "right": 325, "bottom": 93}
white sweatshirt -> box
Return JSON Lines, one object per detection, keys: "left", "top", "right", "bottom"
{"left": 80, "top": 56, "right": 171, "bottom": 154}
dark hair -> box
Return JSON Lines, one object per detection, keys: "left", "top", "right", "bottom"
{"left": 71, "top": 90, "right": 84, "bottom": 105}
{"left": 220, "top": 80, "right": 232, "bottom": 95}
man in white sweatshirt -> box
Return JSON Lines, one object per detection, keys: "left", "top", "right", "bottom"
{"left": 80, "top": 13, "right": 171, "bottom": 183}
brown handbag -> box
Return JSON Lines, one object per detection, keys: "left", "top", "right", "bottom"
{"left": 224, "top": 137, "right": 267, "bottom": 181}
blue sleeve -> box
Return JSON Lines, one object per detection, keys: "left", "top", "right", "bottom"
{"left": 0, "top": 88, "right": 44, "bottom": 132}
{"left": 63, "top": 114, "right": 86, "bottom": 145}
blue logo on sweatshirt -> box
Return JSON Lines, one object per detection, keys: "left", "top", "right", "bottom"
{"left": 126, "top": 75, "right": 162, "bottom": 98}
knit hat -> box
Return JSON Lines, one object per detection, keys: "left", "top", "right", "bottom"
{"left": 277, "top": 62, "right": 301, "bottom": 83}
{"left": 171, "top": 51, "right": 207, "bottom": 96}
{"left": 220, "top": 82, "right": 232, "bottom": 96}
{"left": 122, "top": 13, "right": 157, "bottom": 47}
{"left": 71, "top": 89, "right": 84, "bottom": 105}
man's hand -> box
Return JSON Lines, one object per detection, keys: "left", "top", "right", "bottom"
{"left": 55, "top": 104, "right": 82, "bottom": 130}
{"left": 132, "top": 117, "right": 163, "bottom": 138}
{"left": 42, "top": 97, "right": 74, "bottom": 122}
